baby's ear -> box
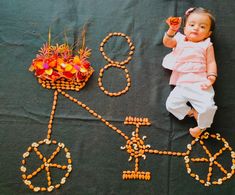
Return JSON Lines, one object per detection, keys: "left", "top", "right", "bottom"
{"left": 208, "top": 31, "right": 212, "bottom": 37}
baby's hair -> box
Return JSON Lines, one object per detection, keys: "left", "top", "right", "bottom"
{"left": 184, "top": 7, "right": 215, "bottom": 31}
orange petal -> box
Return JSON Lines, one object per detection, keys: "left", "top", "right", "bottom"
{"left": 57, "top": 58, "right": 64, "bottom": 64}
{"left": 71, "top": 68, "right": 77, "bottom": 74}
{"left": 73, "top": 56, "right": 81, "bottom": 64}
{"left": 56, "top": 66, "right": 64, "bottom": 72}
{"left": 49, "top": 60, "right": 57, "bottom": 68}
{"left": 35, "top": 61, "right": 43, "bottom": 69}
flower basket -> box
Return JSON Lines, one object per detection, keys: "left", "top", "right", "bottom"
{"left": 29, "top": 38, "right": 94, "bottom": 91}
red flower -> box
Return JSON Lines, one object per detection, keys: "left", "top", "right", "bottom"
{"left": 35, "top": 69, "right": 45, "bottom": 76}
{"left": 76, "top": 72, "right": 85, "bottom": 81}
{"left": 63, "top": 71, "right": 74, "bottom": 79}
{"left": 47, "top": 71, "right": 60, "bottom": 81}
{"left": 82, "top": 60, "right": 90, "bottom": 69}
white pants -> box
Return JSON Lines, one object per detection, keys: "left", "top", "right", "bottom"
{"left": 166, "top": 83, "right": 217, "bottom": 129}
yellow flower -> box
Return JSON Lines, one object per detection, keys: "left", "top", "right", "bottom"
{"left": 45, "top": 69, "right": 53, "bottom": 75}
{"left": 65, "top": 63, "right": 73, "bottom": 71}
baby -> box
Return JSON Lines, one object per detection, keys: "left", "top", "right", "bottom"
{"left": 162, "top": 7, "right": 218, "bottom": 138}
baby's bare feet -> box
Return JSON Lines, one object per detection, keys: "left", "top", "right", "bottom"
{"left": 189, "top": 126, "right": 205, "bottom": 138}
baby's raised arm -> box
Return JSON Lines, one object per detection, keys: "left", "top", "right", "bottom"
{"left": 163, "top": 17, "right": 182, "bottom": 48}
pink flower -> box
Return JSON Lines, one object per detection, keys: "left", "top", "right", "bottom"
{"left": 74, "top": 65, "right": 80, "bottom": 70}
{"left": 43, "top": 63, "right": 49, "bottom": 69}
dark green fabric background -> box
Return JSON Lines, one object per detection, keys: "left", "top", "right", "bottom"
{"left": 1, "top": 0, "right": 235, "bottom": 194}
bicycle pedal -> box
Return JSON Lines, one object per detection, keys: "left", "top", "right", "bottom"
{"left": 122, "top": 170, "right": 151, "bottom": 180}
{"left": 124, "top": 116, "right": 151, "bottom": 126}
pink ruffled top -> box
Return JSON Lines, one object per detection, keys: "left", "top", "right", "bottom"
{"left": 162, "top": 32, "right": 212, "bottom": 85}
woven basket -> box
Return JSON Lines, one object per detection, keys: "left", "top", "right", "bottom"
{"left": 37, "top": 68, "right": 94, "bottom": 92}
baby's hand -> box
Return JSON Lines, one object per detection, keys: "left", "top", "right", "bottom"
{"left": 201, "top": 82, "right": 212, "bottom": 90}
{"left": 201, "top": 76, "right": 216, "bottom": 90}
{"left": 166, "top": 17, "right": 182, "bottom": 31}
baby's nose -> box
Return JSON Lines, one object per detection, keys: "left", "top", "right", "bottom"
{"left": 193, "top": 25, "right": 199, "bottom": 30}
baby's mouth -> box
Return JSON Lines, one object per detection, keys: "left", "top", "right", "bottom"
{"left": 190, "top": 32, "right": 198, "bottom": 36}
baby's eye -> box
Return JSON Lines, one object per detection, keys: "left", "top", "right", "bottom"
{"left": 200, "top": 25, "right": 206, "bottom": 29}
{"left": 189, "top": 24, "right": 194, "bottom": 27}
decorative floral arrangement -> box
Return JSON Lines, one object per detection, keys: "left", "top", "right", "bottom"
{"left": 29, "top": 31, "right": 94, "bottom": 83}
{"left": 168, "top": 17, "right": 181, "bottom": 26}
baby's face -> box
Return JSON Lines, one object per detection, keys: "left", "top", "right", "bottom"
{"left": 184, "top": 13, "right": 212, "bottom": 42}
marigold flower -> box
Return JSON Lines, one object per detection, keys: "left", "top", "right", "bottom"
{"left": 169, "top": 17, "right": 181, "bottom": 26}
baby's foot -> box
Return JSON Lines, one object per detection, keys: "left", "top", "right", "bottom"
{"left": 189, "top": 127, "right": 206, "bottom": 138}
